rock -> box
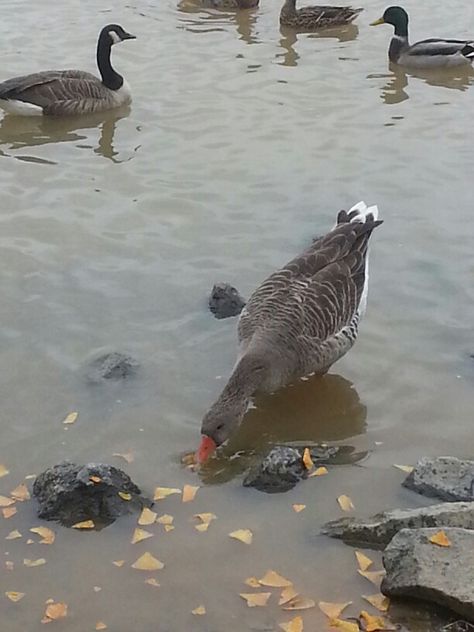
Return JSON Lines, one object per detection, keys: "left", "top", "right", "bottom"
{"left": 84, "top": 350, "right": 139, "bottom": 383}
{"left": 382, "top": 528, "right": 474, "bottom": 622}
{"left": 208, "top": 283, "right": 246, "bottom": 319}
{"left": 403, "top": 457, "right": 474, "bottom": 502}
{"left": 321, "top": 502, "right": 474, "bottom": 549}
{"left": 33, "top": 462, "right": 150, "bottom": 527}
{"left": 441, "top": 623, "right": 474, "bottom": 632}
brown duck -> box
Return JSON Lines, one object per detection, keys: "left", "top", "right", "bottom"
{"left": 280, "top": 0, "right": 362, "bottom": 30}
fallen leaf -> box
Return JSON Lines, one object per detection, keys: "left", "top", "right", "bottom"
{"left": 182, "top": 485, "right": 199, "bottom": 503}
{"left": 329, "top": 619, "right": 359, "bottom": 632}
{"left": 118, "top": 491, "right": 132, "bottom": 501}
{"left": 2, "top": 507, "right": 17, "bottom": 518}
{"left": 279, "top": 616, "right": 303, "bottom": 632}
{"left": 113, "top": 451, "right": 134, "bottom": 464}
{"left": 359, "top": 610, "right": 396, "bottom": 631}
{"left": 0, "top": 464, "right": 9, "bottom": 478}
{"left": 192, "top": 605, "right": 206, "bottom": 615}
{"left": 181, "top": 451, "right": 197, "bottom": 467}
{"left": 131, "top": 528, "right": 154, "bottom": 544}
{"left": 26, "top": 538, "right": 34, "bottom": 544}
{"left": 258, "top": 570, "right": 292, "bottom": 588}
{"left": 5, "top": 561, "right": 14, "bottom": 570}
{"left": 164, "top": 524, "right": 174, "bottom": 532}
{"left": 429, "top": 530, "right": 452, "bottom": 547}
{"left": 145, "top": 578, "right": 160, "bottom": 587}
{"left": 30, "top": 527, "right": 55, "bottom": 545}
{"left": 93, "top": 586, "right": 101, "bottom": 593}
{"left": 240, "top": 592, "right": 271, "bottom": 607}
{"left": 195, "top": 523, "right": 209, "bottom": 532}
{"left": 131, "top": 552, "right": 164, "bottom": 571}
{"left": 112, "top": 560, "right": 125, "bottom": 567}
{"left": 72, "top": 520, "right": 95, "bottom": 529}
{"left": 362, "top": 594, "right": 390, "bottom": 612}
{"left": 355, "top": 551, "right": 373, "bottom": 572}
{"left": 319, "top": 602, "right": 352, "bottom": 619}
{"left": 302, "top": 448, "right": 314, "bottom": 470}
{"left": 10, "top": 483, "right": 30, "bottom": 501}
{"left": 24, "top": 558, "right": 46, "bottom": 567}
{"left": 279, "top": 586, "right": 299, "bottom": 606}
{"left": 358, "top": 570, "right": 386, "bottom": 586}
{"left": 393, "top": 464, "right": 414, "bottom": 474}
{"left": 89, "top": 476, "right": 102, "bottom": 484}
{"left": 25, "top": 474, "right": 36, "bottom": 480}
{"left": 95, "top": 623, "right": 108, "bottom": 630}
{"left": 245, "top": 577, "right": 261, "bottom": 588}
{"left": 5, "top": 591, "right": 25, "bottom": 602}
{"left": 194, "top": 512, "right": 216, "bottom": 524}
{"left": 309, "top": 466, "right": 328, "bottom": 477}
{"left": 138, "top": 508, "right": 157, "bottom": 525}
{"left": 292, "top": 504, "right": 306, "bottom": 513}
{"left": 157, "top": 514, "right": 174, "bottom": 525}
{"left": 44, "top": 601, "right": 68, "bottom": 621}
{"left": 337, "top": 495, "right": 354, "bottom": 512}
{"left": 282, "top": 597, "right": 315, "bottom": 611}
{"left": 0, "top": 496, "right": 15, "bottom": 507}
{"left": 154, "top": 487, "right": 181, "bottom": 501}
{"left": 229, "top": 529, "right": 253, "bottom": 544}
{"left": 6, "top": 529, "right": 22, "bottom": 540}
{"left": 62, "top": 412, "right": 78, "bottom": 425}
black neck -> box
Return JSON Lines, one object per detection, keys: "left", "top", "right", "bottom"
{"left": 96, "top": 33, "right": 123, "bottom": 91}
{"left": 393, "top": 20, "right": 408, "bottom": 38}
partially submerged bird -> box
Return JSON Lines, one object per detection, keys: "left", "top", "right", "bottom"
{"left": 280, "top": 0, "right": 362, "bottom": 30}
{"left": 370, "top": 6, "right": 474, "bottom": 68}
{"left": 0, "top": 24, "right": 135, "bottom": 117}
{"left": 198, "top": 202, "right": 382, "bottom": 462}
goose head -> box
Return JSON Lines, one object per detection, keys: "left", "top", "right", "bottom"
{"left": 102, "top": 24, "right": 136, "bottom": 45}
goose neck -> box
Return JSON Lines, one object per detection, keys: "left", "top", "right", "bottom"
{"left": 97, "top": 32, "right": 123, "bottom": 91}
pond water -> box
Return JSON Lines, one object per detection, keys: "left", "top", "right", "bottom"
{"left": 1, "top": 0, "right": 474, "bottom": 630}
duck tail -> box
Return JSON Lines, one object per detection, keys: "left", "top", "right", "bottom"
{"left": 337, "top": 201, "right": 380, "bottom": 225}
{"left": 461, "top": 43, "right": 474, "bottom": 59}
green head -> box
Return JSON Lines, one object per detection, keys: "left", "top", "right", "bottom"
{"left": 371, "top": 6, "right": 409, "bottom": 37}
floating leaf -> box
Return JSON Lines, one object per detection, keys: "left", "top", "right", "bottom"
{"left": 192, "top": 605, "right": 206, "bottom": 615}
{"left": 279, "top": 616, "right": 303, "bottom": 632}
{"left": 429, "top": 530, "right": 452, "bottom": 547}
{"left": 5, "top": 561, "right": 14, "bottom": 570}
{"left": 329, "top": 619, "right": 359, "bottom": 631}
{"left": 2, "top": 507, "right": 17, "bottom": 518}
{"left": 194, "top": 513, "right": 216, "bottom": 524}
{"left": 112, "top": 560, "right": 125, "bottom": 567}
{"left": 6, "top": 529, "right": 22, "bottom": 540}
{"left": 258, "top": 570, "right": 292, "bottom": 588}
{"left": 229, "top": 529, "right": 253, "bottom": 544}
{"left": 355, "top": 551, "right": 373, "bottom": 572}
{"left": 26, "top": 538, "right": 34, "bottom": 544}
{"left": 62, "top": 412, "right": 78, "bottom": 425}
{"left": 359, "top": 610, "right": 397, "bottom": 631}
{"left": 282, "top": 597, "right": 315, "bottom": 611}
{"left": 319, "top": 602, "right": 352, "bottom": 619}
{"left": 309, "top": 466, "right": 328, "bottom": 477}
{"left": 10, "top": 484, "right": 30, "bottom": 502}
{"left": 0, "top": 495, "right": 15, "bottom": 507}
{"left": 145, "top": 578, "right": 160, "bottom": 587}
{"left": 358, "top": 570, "right": 386, "bottom": 586}
{"left": 113, "top": 451, "right": 134, "bottom": 464}
{"left": 279, "top": 586, "right": 299, "bottom": 606}
{"left": 153, "top": 487, "right": 181, "bottom": 501}
{"left": 195, "top": 523, "right": 209, "bottom": 532}
{"left": 362, "top": 594, "right": 390, "bottom": 612}
{"left": 89, "top": 476, "right": 102, "bottom": 484}
{"left": 245, "top": 577, "right": 261, "bottom": 588}
{"left": 131, "top": 552, "right": 164, "bottom": 571}
{"left": 96, "top": 623, "right": 108, "bottom": 630}
{"left": 302, "top": 448, "right": 314, "bottom": 470}
{"left": 131, "top": 528, "right": 154, "bottom": 544}
{"left": 72, "top": 520, "right": 95, "bottom": 530}
{"left": 30, "top": 527, "right": 55, "bottom": 545}
{"left": 240, "top": 592, "right": 271, "bottom": 607}
{"left": 24, "top": 558, "right": 46, "bottom": 567}
{"left": 182, "top": 485, "right": 199, "bottom": 503}
{"left": 337, "top": 495, "right": 354, "bottom": 512}
{"left": 393, "top": 464, "right": 414, "bottom": 474}
{"left": 44, "top": 601, "right": 68, "bottom": 621}
{"left": 93, "top": 586, "right": 101, "bottom": 593}
{"left": 164, "top": 524, "right": 174, "bottom": 532}
{"left": 118, "top": 491, "right": 132, "bottom": 501}
{"left": 181, "top": 451, "right": 197, "bottom": 467}
{"left": 5, "top": 591, "right": 25, "bottom": 602}
{"left": 292, "top": 504, "right": 306, "bottom": 513}
{"left": 0, "top": 464, "right": 9, "bottom": 478}
{"left": 157, "top": 514, "right": 174, "bottom": 525}
{"left": 138, "top": 508, "right": 157, "bottom": 525}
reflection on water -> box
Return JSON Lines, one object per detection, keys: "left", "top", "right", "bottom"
{"left": 177, "top": 0, "right": 259, "bottom": 43}
{"left": 277, "top": 24, "right": 358, "bottom": 66}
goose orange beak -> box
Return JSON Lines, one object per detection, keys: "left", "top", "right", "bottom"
{"left": 197, "top": 436, "right": 217, "bottom": 463}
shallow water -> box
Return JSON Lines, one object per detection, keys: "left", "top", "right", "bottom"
{"left": 1, "top": 0, "right": 474, "bottom": 629}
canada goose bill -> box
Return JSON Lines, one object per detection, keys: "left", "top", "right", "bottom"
{"left": 0, "top": 24, "right": 136, "bottom": 117}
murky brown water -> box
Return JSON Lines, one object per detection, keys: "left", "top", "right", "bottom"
{"left": 1, "top": 0, "right": 474, "bottom": 630}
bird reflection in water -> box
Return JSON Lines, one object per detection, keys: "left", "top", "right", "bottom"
{"left": 277, "top": 24, "right": 359, "bottom": 67}
{"left": 198, "top": 372, "right": 367, "bottom": 484}
{"left": 177, "top": 0, "right": 259, "bottom": 44}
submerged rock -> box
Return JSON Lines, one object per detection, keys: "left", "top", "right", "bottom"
{"left": 208, "top": 283, "right": 246, "bottom": 319}
{"left": 84, "top": 350, "right": 139, "bottom": 383}
{"left": 403, "top": 457, "right": 474, "bottom": 502}
{"left": 321, "top": 502, "right": 474, "bottom": 549}
{"left": 441, "top": 622, "right": 474, "bottom": 632}
{"left": 382, "top": 527, "right": 474, "bottom": 622}
{"left": 33, "top": 462, "right": 150, "bottom": 527}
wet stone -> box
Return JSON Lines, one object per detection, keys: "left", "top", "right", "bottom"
{"left": 208, "top": 283, "right": 246, "bottom": 319}
{"left": 403, "top": 457, "right": 474, "bottom": 502}
{"left": 441, "top": 622, "right": 474, "bottom": 632}
{"left": 84, "top": 350, "right": 139, "bottom": 383}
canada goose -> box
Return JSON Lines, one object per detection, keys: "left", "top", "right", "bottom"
{"left": 0, "top": 24, "right": 136, "bottom": 117}
{"left": 197, "top": 202, "right": 382, "bottom": 462}
{"left": 280, "top": 0, "right": 362, "bottom": 30}
{"left": 371, "top": 6, "right": 474, "bottom": 68}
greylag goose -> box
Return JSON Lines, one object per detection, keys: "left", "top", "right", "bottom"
{"left": 0, "top": 24, "right": 135, "bottom": 117}
{"left": 198, "top": 202, "right": 382, "bottom": 462}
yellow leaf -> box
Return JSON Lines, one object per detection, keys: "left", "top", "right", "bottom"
{"left": 10, "top": 484, "right": 30, "bottom": 502}
{"left": 118, "top": 491, "right": 132, "bottom": 501}
{"left": 96, "top": 623, "right": 108, "bottom": 630}
{"left": 429, "top": 530, "right": 452, "bottom": 547}
{"left": 358, "top": 569, "right": 386, "bottom": 586}
{"left": 44, "top": 601, "right": 68, "bottom": 620}
{"left": 279, "top": 586, "right": 299, "bottom": 606}
{"left": 6, "top": 529, "right": 22, "bottom": 540}
{"left": 0, "top": 495, "right": 15, "bottom": 507}
{"left": 279, "top": 615, "right": 303, "bottom": 632}
{"left": 360, "top": 610, "right": 396, "bottom": 631}
{"left": 182, "top": 484, "right": 199, "bottom": 502}
{"left": 319, "top": 602, "right": 352, "bottom": 619}
{"left": 355, "top": 551, "right": 373, "bottom": 572}
{"left": 181, "top": 451, "right": 197, "bottom": 467}
{"left": 292, "top": 504, "right": 306, "bottom": 513}
{"left": 153, "top": 487, "right": 181, "bottom": 501}
{"left": 164, "top": 524, "right": 174, "bottom": 532}
{"left": 282, "top": 597, "right": 316, "bottom": 611}
{"left": 26, "top": 538, "right": 34, "bottom": 544}
{"left": 145, "top": 578, "right": 160, "bottom": 587}
{"left": 131, "top": 528, "right": 154, "bottom": 544}
{"left": 2, "top": 507, "right": 17, "bottom": 518}
{"left": 195, "top": 523, "right": 209, "bottom": 532}
{"left": 157, "top": 514, "right": 174, "bottom": 525}
{"left": 62, "top": 412, "right": 78, "bottom": 425}
{"left": 30, "top": 527, "right": 55, "bottom": 545}
{"left": 89, "top": 476, "right": 102, "bottom": 484}
{"left": 337, "top": 495, "right": 354, "bottom": 511}
{"left": 362, "top": 594, "right": 390, "bottom": 612}
{"left": 113, "top": 451, "right": 134, "bottom": 464}
{"left": 258, "top": 570, "right": 292, "bottom": 588}
{"left": 194, "top": 512, "right": 217, "bottom": 524}
{"left": 138, "top": 508, "right": 157, "bottom": 525}
{"left": 245, "top": 577, "right": 261, "bottom": 588}
{"left": 5, "top": 591, "right": 25, "bottom": 602}
{"left": 112, "top": 560, "right": 125, "bottom": 567}
{"left": 192, "top": 605, "right": 206, "bottom": 615}
{"left": 131, "top": 552, "right": 164, "bottom": 571}
{"left": 229, "top": 529, "right": 253, "bottom": 544}
{"left": 393, "top": 464, "right": 414, "bottom": 474}
{"left": 302, "top": 448, "right": 314, "bottom": 470}
{"left": 72, "top": 520, "right": 95, "bottom": 529}
{"left": 329, "top": 619, "right": 359, "bottom": 631}
{"left": 24, "top": 558, "right": 46, "bottom": 567}
{"left": 5, "top": 561, "right": 14, "bottom": 570}
{"left": 0, "top": 464, "right": 9, "bottom": 478}
{"left": 240, "top": 592, "right": 271, "bottom": 607}
{"left": 309, "top": 466, "right": 328, "bottom": 477}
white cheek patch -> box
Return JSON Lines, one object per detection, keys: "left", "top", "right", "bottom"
{"left": 109, "top": 30, "right": 121, "bottom": 44}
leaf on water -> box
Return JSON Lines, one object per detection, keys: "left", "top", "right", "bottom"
{"left": 6, "top": 529, "right": 22, "bottom": 540}
{"left": 195, "top": 523, "right": 209, "bottom": 532}
{"left": 258, "top": 570, "right": 292, "bottom": 588}
{"left": 62, "top": 412, "right": 78, "bottom": 425}
{"left": 245, "top": 577, "right": 261, "bottom": 588}
{"left": 10, "top": 484, "right": 30, "bottom": 502}
{"left": 2, "top": 507, "right": 17, "bottom": 518}
{"left": 0, "top": 464, "right": 9, "bottom": 478}
{"left": 229, "top": 529, "right": 253, "bottom": 544}
{"left": 292, "top": 504, "right": 306, "bottom": 513}
{"left": 30, "top": 527, "right": 55, "bottom": 545}
{"left": 131, "top": 528, "right": 154, "bottom": 544}
{"left": 5, "top": 591, "right": 25, "bottom": 602}
{"left": 154, "top": 487, "right": 181, "bottom": 501}
{"left": 279, "top": 616, "right": 303, "bottom": 632}
{"left": 157, "top": 514, "right": 174, "bottom": 525}
{"left": 72, "top": 520, "right": 95, "bottom": 530}
{"left": 182, "top": 485, "right": 199, "bottom": 503}
{"left": 24, "top": 558, "right": 46, "bottom": 567}
{"left": 138, "top": 508, "right": 157, "bottom": 525}
{"left": 429, "top": 530, "right": 452, "bottom": 547}
{"left": 112, "top": 560, "right": 125, "bottom": 567}
{"left": 194, "top": 513, "right": 216, "bottom": 524}
{"left": 282, "top": 597, "right": 316, "bottom": 611}
{"left": 240, "top": 592, "right": 271, "bottom": 607}
{"left": 309, "top": 466, "right": 328, "bottom": 477}
{"left": 95, "top": 623, "right": 108, "bottom": 630}
{"left": 362, "top": 594, "right": 390, "bottom": 613}
{"left": 337, "top": 495, "right": 354, "bottom": 512}
{"left": 89, "top": 476, "right": 102, "bottom": 484}
{"left": 5, "top": 561, "right": 14, "bottom": 570}
{"left": 26, "top": 538, "right": 34, "bottom": 544}
{"left": 393, "top": 464, "right": 414, "bottom": 474}
{"left": 131, "top": 552, "right": 164, "bottom": 571}
{"left": 113, "top": 451, "right": 134, "bottom": 464}
{"left": 118, "top": 492, "right": 132, "bottom": 501}
{"left": 164, "top": 525, "right": 174, "bottom": 532}
{"left": 329, "top": 619, "right": 359, "bottom": 631}
{"left": 44, "top": 601, "right": 68, "bottom": 621}
{"left": 192, "top": 605, "right": 206, "bottom": 615}
{"left": 279, "top": 586, "right": 299, "bottom": 606}
{"left": 302, "top": 448, "right": 314, "bottom": 470}
{"left": 93, "top": 586, "right": 101, "bottom": 593}
{"left": 358, "top": 570, "right": 386, "bottom": 586}
{"left": 181, "top": 451, "right": 197, "bottom": 467}
{"left": 359, "top": 610, "right": 397, "bottom": 631}
{"left": 319, "top": 602, "right": 352, "bottom": 619}
{"left": 0, "top": 495, "right": 15, "bottom": 507}
{"left": 355, "top": 551, "right": 373, "bottom": 572}
{"left": 145, "top": 578, "right": 160, "bottom": 587}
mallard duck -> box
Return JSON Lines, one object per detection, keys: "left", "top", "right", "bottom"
{"left": 0, "top": 25, "right": 135, "bottom": 117}
{"left": 197, "top": 202, "right": 382, "bottom": 461}
{"left": 371, "top": 6, "right": 474, "bottom": 68}
{"left": 187, "top": 0, "right": 258, "bottom": 8}
{"left": 280, "top": 0, "right": 362, "bottom": 30}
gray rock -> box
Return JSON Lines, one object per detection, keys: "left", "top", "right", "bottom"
{"left": 85, "top": 350, "right": 139, "bottom": 383}
{"left": 441, "top": 623, "right": 474, "bottom": 632}
{"left": 208, "top": 283, "right": 246, "bottom": 319}
{"left": 33, "top": 462, "right": 150, "bottom": 527}
{"left": 403, "top": 457, "right": 474, "bottom": 502}
{"left": 321, "top": 502, "right": 474, "bottom": 549}
{"left": 382, "top": 528, "right": 474, "bottom": 622}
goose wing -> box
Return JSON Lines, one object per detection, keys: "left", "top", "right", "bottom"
{"left": 408, "top": 38, "right": 474, "bottom": 57}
